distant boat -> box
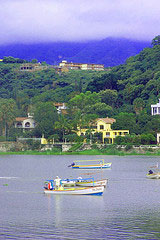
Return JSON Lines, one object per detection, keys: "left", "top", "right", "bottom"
{"left": 146, "top": 163, "right": 160, "bottom": 179}
{"left": 44, "top": 185, "right": 104, "bottom": 195}
{"left": 68, "top": 159, "right": 112, "bottom": 169}
{"left": 146, "top": 172, "right": 160, "bottom": 179}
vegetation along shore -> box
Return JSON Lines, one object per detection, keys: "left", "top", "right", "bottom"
{"left": 0, "top": 36, "right": 160, "bottom": 149}
{"left": 1, "top": 144, "right": 160, "bottom": 156}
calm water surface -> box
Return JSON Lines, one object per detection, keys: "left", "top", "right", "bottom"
{"left": 0, "top": 155, "right": 160, "bottom": 240}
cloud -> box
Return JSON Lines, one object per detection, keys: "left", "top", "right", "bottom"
{"left": 0, "top": 0, "right": 159, "bottom": 44}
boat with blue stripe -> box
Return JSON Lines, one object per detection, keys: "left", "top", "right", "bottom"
{"left": 68, "top": 159, "right": 112, "bottom": 169}
{"left": 44, "top": 179, "right": 104, "bottom": 195}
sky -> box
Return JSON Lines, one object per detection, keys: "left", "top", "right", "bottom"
{"left": 0, "top": 0, "right": 159, "bottom": 45}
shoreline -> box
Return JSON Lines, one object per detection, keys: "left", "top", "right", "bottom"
{"left": 0, "top": 148, "right": 160, "bottom": 156}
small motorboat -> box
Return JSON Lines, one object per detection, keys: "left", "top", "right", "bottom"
{"left": 44, "top": 177, "right": 105, "bottom": 195}
{"left": 146, "top": 164, "right": 160, "bottom": 179}
{"left": 44, "top": 185, "right": 104, "bottom": 195}
{"left": 146, "top": 172, "right": 160, "bottom": 179}
{"left": 69, "top": 159, "right": 112, "bottom": 169}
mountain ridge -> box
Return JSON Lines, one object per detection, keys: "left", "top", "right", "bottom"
{"left": 0, "top": 38, "right": 150, "bottom": 67}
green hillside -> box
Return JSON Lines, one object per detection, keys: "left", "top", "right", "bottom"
{"left": 0, "top": 37, "right": 160, "bottom": 144}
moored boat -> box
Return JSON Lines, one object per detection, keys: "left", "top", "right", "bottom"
{"left": 75, "top": 177, "right": 108, "bottom": 187}
{"left": 69, "top": 159, "right": 112, "bottom": 169}
{"left": 146, "top": 172, "right": 160, "bottom": 179}
{"left": 44, "top": 185, "right": 104, "bottom": 195}
{"left": 146, "top": 163, "right": 160, "bottom": 179}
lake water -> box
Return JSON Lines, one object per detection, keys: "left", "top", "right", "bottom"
{"left": 0, "top": 155, "right": 160, "bottom": 240}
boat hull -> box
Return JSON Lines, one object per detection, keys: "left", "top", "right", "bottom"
{"left": 44, "top": 186, "right": 104, "bottom": 195}
{"left": 72, "top": 163, "right": 112, "bottom": 169}
{"left": 146, "top": 173, "right": 160, "bottom": 179}
{"left": 76, "top": 179, "right": 107, "bottom": 187}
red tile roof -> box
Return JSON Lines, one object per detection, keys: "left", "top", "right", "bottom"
{"left": 15, "top": 117, "right": 28, "bottom": 122}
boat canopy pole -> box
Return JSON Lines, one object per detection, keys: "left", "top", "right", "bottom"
{"left": 59, "top": 177, "right": 95, "bottom": 184}
{"left": 74, "top": 159, "right": 104, "bottom": 164}
{"left": 46, "top": 177, "right": 95, "bottom": 184}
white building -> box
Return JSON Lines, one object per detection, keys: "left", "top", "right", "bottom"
{"left": 151, "top": 99, "right": 160, "bottom": 115}
{"left": 59, "top": 60, "right": 104, "bottom": 71}
{"left": 54, "top": 103, "right": 67, "bottom": 114}
{"left": 15, "top": 113, "right": 35, "bottom": 132}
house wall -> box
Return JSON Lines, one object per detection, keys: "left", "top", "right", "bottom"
{"left": 151, "top": 100, "right": 160, "bottom": 115}
{"left": 15, "top": 118, "right": 35, "bottom": 130}
{"left": 97, "top": 121, "right": 111, "bottom": 131}
{"left": 59, "top": 61, "right": 104, "bottom": 71}
{"left": 76, "top": 120, "right": 129, "bottom": 144}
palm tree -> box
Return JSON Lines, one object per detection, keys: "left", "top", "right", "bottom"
{"left": 54, "top": 115, "right": 71, "bottom": 142}
{"left": 0, "top": 99, "right": 17, "bottom": 137}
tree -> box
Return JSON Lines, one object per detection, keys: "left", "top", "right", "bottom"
{"left": 85, "top": 102, "right": 112, "bottom": 117}
{"left": 68, "top": 91, "right": 100, "bottom": 113}
{"left": 33, "top": 102, "right": 58, "bottom": 138}
{"left": 54, "top": 115, "right": 72, "bottom": 142}
{"left": 14, "top": 90, "right": 30, "bottom": 115}
{"left": 112, "top": 112, "right": 136, "bottom": 134}
{"left": 0, "top": 98, "right": 17, "bottom": 137}
{"left": 141, "top": 133, "right": 156, "bottom": 145}
{"left": 31, "top": 59, "right": 38, "bottom": 63}
{"left": 152, "top": 35, "right": 160, "bottom": 46}
{"left": 99, "top": 89, "right": 118, "bottom": 107}
{"left": 133, "top": 98, "right": 145, "bottom": 114}
{"left": 86, "top": 72, "right": 118, "bottom": 92}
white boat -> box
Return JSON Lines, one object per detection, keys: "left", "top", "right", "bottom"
{"left": 146, "top": 172, "right": 160, "bottom": 179}
{"left": 69, "top": 159, "right": 112, "bottom": 169}
{"left": 45, "top": 176, "right": 107, "bottom": 189}
{"left": 147, "top": 163, "right": 160, "bottom": 179}
{"left": 44, "top": 185, "right": 104, "bottom": 195}
{"left": 75, "top": 178, "right": 108, "bottom": 187}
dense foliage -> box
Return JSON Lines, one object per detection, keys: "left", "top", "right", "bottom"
{"left": 0, "top": 36, "right": 160, "bottom": 144}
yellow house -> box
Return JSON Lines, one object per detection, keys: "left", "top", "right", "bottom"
{"left": 77, "top": 117, "right": 129, "bottom": 144}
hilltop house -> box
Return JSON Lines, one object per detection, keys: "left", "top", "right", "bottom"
{"left": 19, "top": 63, "right": 49, "bottom": 72}
{"left": 15, "top": 113, "right": 35, "bottom": 132}
{"left": 54, "top": 103, "right": 67, "bottom": 114}
{"left": 59, "top": 60, "right": 104, "bottom": 71}
{"left": 151, "top": 99, "right": 160, "bottom": 115}
{"left": 76, "top": 117, "right": 129, "bottom": 144}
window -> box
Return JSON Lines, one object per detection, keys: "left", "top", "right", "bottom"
{"left": 100, "top": 125, "right": 104, "bottom": 129}
{"left": 16, "top": 122, "right": 22, "bottom": 128}
{"left": 25, "top": 122, "right": 30, "bottom": 128}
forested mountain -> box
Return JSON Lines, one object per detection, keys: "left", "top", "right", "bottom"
{"left": 87, "top": 44, "right": 160, "bottom": 108}
{"left": 0, "top": 37, "right": 150, "bottom": 67}
{"left": 0, "top": 36, "right": 160, "bottom": 144}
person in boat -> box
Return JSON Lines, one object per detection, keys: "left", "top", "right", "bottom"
{"left": 46, "top": 181, "right": 54, "bottom": 190}
{"left": 148, "top": 170, "right": 153, "bottom": 175}
{"left": 77, "top": 177, "right": 83, "bottom": 182}
{"left": 68, "top": 162, "right": 75, "bottom": 167}
{"left": 54, "top": 176, "right": 64, "bottom": 190}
